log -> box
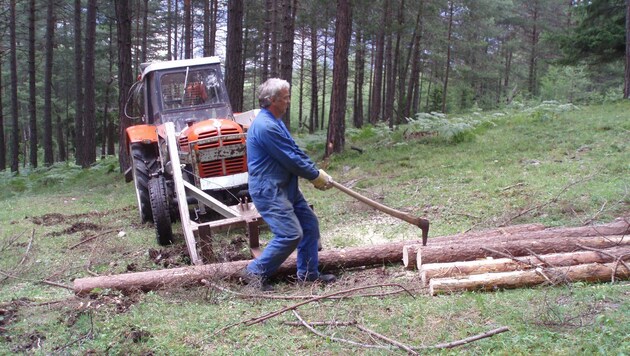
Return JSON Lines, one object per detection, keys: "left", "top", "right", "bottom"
{"left": 429, "top": 262, "right": 630, "bottom": 295}
{"left": 420, "top": 246, "right": 630, "bottom": 286}
{"left": 430, "top": 223, "right": 546, "bottom": 244}
{"left": 402, "top": 244, "right": 423, "bottom": 270}
{"left": 73, "top": 219, "right": 629, "bottom": 294}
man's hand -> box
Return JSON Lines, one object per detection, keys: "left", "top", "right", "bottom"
{"left": 310, "top": 169, "right": 333, "bottom": 191}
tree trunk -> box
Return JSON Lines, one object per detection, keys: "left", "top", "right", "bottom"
{"left": 270, "top": 0, "right": 279, "bottom": 77}
{"left": 28, "top": 0, "right": 38, "bottom": 168}
{"left": 56, "top": 115, "right": 66, "bottom": 161}
{"left": 405, "top": 3, "right": 424, "bottom": 118}
{"left": 262, "top": 0, "right": 272, "bottom": 80}
{"left": 74, "top": 0, "right": 84, "bottom": 166}
{"left": 320, "top": 24, "right": 328, "bottom": 131}
{"left": 184, "top": 0, "right": 192, "bottom": 59}
{"left": 527, "top": 2, "right": 540, "bottom": 97}
{"left": 0, "top": 57, "right": 4, "bottom": 170}
{"left": 43, "top": 0, "right": 55, "bottom": 166}
{"left": 625, "top": 0, "right": 630, "bottom": 98}
{"left": 10, "top": 0, "right": 20, "bottom": 173}
{"left": 442, "top": 1, "right": 454, "bottom": 113}
{"left": 429, "top": 262, "right": 630, "bottom": 295}
{"left": 369, "top": 10, "right": 385, "bottom": 124}
{"left": 422, "top": 246, "right": 630, "bottom": 286}
{"left": 383, "top": 1, "right": 393, "bottom": 125}
{"left": 353, "top": 29, "right": 365, "bottom": 129}
{"left": 325, "top": 0, "right": 352, "bottom": 157}
{"left": 298, "top": 27, "right": 306, "bottom": 130}
{"left": 82, "top": 0, "right": 97, "bottom": 167}
{"left": 226, "top": 0, "right": 244, "bottom": 112}
{"left": 167, "top": 0, "right": 172, "bottom": 60}
{"left": 279, "top": 0, "right": 297, "bottom": 129}
{"left": 309, "top": 25, "right": 318, "bottom": 133}
{"left": 116, "top": 0, "right": 134, "bottom": 172}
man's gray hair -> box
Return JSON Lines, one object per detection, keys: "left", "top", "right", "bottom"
{"left": 258, "top": 78, "right": 290, "bottom": 108}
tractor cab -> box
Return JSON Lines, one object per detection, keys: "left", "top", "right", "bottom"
{"left": 139, "top": 57, "right": 234, "bottom": 132}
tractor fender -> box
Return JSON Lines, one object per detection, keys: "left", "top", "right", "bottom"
{"left": 126, "top": 124, "right": 158, "bottom": 148}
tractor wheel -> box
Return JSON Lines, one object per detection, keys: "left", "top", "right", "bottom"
{"left": 130, "top": 143, "right": 157, "bottom": 223}
{"left": 149, "top": 175, "right": 174, "bottom": 246}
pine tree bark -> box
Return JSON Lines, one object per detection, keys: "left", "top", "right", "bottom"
{"left": 10, "top": 0, "right": 20, "bottom": 173}
{"left": 184, "top": 0, "right": 192, "bottom": 59}
{"left": 325, "top": 0, "right": 352, "bottom": 157}
{"left": 309, "top": 25, "right": 318, "bottom": 133}
{"left": 28, "top": 0, "right": 38, "bottom": 168}
{"left": 226, "top": 0, "right": 244, "bottom": 112}
{"left": 625, "top": 0, "right": 630, "bottom": 99}
{"left": 73, "top": 0, "right": 84, "bottom": 166}
{"left": 369, "top": 5, "right": 385, "bottom": 124}
{"left": 43, "top": 0, "right": 55, "bottom": 166}
{"left": 116, "top": 0, "right": 134, "bottom": 172}
{"left": 442, "top": 0, "right": 454, "bottom": 113}
{"left": 82, "top": 0, "right": 97, "bottom": 167}
{"left": 270, "top": 0, "right": 279, "bottom": 77}
{"left": 353, "top": 29, "right": 365, "bottom": 129}
{"left": 280, "top": 0, "right": 297, "bottom": 129}
{"left": 0, "top": 58, "right": 4, "bottom": 170}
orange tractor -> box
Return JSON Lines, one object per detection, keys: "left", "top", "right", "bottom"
{"left": 124, "top": 57, "right": 262, "bottom": 264}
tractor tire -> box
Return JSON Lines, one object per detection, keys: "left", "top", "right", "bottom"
{"left": 130, "top": 143, "right": 158, "bottom": 223}
{"left": 149, "top": 175, "right": 174, "bottom": 246}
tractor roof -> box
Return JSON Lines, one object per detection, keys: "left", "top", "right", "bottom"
{"left": 140, "top": 56, "right": 222, "bottom": 79}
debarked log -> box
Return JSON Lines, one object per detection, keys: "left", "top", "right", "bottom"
{"left": 420, "top": 245, "right": 630, "bottom": 286}
{"left": 428, "top": 262, "right": 630, "bottom": 295}
{"left": 418, "top": 235, "right": 629, "bottom": 267}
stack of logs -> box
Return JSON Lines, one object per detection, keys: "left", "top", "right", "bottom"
{"left": 401, "top": 219, "right": 630, "bottom": 295}
{"left": 73, "top": 218, "right": 629, "bottom": 295}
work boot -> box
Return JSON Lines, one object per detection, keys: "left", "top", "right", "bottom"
{"left": 238, "top": 269, "right": 274, "bottom": 292}
{"left": 298, "top": 273, "right": 337, "bottom": 284}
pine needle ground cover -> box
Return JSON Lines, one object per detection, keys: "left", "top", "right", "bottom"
{"left": 0, "top": 102, "right": 628, "bottom": 354}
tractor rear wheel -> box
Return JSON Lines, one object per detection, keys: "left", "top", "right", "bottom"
{"left": 149, "top": 175, "right": 174, "bottom": 246}
{"left": 130, "top": 143, "right": 157, "bottom": 223}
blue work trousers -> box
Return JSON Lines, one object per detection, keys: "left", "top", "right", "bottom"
{"left": 246, "top": 182, "right": 320, "bottom": 280}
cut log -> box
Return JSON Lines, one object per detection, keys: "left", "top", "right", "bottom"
{"left": 430, "top": 223, "right": 546, "bottom": 244}
{"left": 402, "top": 244, "right": 423, "bottom": 270}
{"left": 73, "top": 219, "right": 629, "bottom": 294}
{"left": 420, "top": 246, "right": 630, "bottom": 286}
{"left": 418, "top": 235, "right": 628, "bottom": 267}
{"left": 429, "top": 261, "right": 630, "bottom": 295}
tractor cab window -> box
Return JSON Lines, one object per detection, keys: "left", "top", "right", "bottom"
{"left": 159, "top": 67, "right": 225, "bottom": 111}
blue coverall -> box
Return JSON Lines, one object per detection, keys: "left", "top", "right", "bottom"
{"left": 245, "top": 108, "right": 322, "bottom": 281}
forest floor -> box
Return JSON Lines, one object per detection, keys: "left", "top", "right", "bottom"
{"left": 1, "top": 101, "right": 629, "bottom": 354}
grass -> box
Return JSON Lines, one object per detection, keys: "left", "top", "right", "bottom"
{"left": 0, "top": 101, "right": 629, "bottom": 354}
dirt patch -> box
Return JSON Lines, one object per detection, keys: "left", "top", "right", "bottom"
{"left": 11, "top": 331, "right": 46, "bottom": 353}
{"left": 148, "top": 245, "right": 190, "bottom": 268}
{"left": 31, "top": 213, "right": 66, "bottom": 226}
{"left": 30, "top": 206, "right": 135, "bottom": 227}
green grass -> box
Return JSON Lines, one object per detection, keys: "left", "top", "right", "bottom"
{"left": 0, "top": 101, "right": 629, "bottom": 354}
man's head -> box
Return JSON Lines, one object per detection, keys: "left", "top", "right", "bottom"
{"left": 258, "top": 78, "right": 291, "bottom": 118}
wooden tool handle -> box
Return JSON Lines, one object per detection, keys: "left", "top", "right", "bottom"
{"left": 330, "top": 180, "right": 429, "bottom": 245}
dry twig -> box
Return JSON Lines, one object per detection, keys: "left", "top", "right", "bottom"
{"left": 202, "top": 279, "right": 411, "bottom": 300}
{"left": 68, "top": 229, "right": 118, "bottom": 250}
{"left": 213, "top": 283, "right": 413, "bottom": 334}
{"left": 355, "top": 324, "right": 418, "bottom": 355}
{"left": 291, "top": 310, "right": 390, "bottom": 350}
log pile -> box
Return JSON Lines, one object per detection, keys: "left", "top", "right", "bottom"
{"left": 402, "top": 218, "right": 630, "bottom": 295}
{"left": 73, "top": 218, "right": 629, "bottom": 295}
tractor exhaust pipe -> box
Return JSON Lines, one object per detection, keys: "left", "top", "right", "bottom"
{"left": 329, "top": 180, "right": 430, "bottom": 245}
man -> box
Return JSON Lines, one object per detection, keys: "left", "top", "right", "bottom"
{"left": 242, "top": 78, "right": 336, "bottom": 290}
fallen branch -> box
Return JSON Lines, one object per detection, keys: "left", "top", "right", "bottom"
{"left": 68, "top": 229, "right": 118, "bottom": 250}
{"left": 213, "top": 284, "right": 413, "bottom": 334}
{"left": 291, "top": 310, "right": 390, "bottom": 350}
{"left": 356, "top": 324, "right": 418, "bottom": 355}
{"left": 18, "top": 229, "right": 35, "bottom": 266}
{"left": 575, "top": 244, "right": 630, "bottom": 272}
{"left": 429, "top": 326, "right": 510, "bottom": 349}
{"left": 284, "top": 320, "right": 358, "bottom": 327}
{"left": 0, "top": 270, "right": 73, "bottom": 290}
{"left": 201, "top": 279, "right": 409, "bottom": 300}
